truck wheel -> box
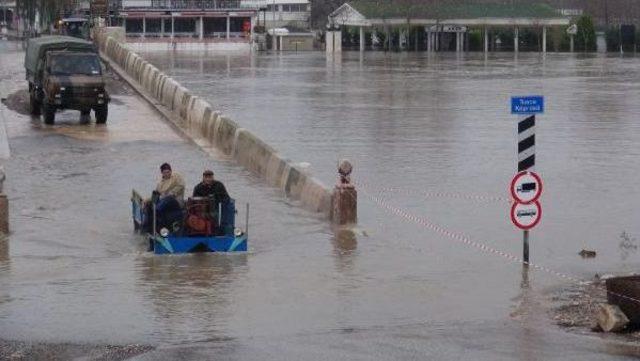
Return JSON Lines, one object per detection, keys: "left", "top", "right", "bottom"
{"left": 42, "top": 103, "right": 55, "bottom": 125}
{"left": 29, "top": 93, "right": 41, "bottom": 116}
{"left": 95, "top": 105, "right": 108, "bottom": 124}
{"left": 80, "top": 109, "right": 91, "bottom": 122}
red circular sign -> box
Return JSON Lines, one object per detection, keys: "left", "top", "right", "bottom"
{"left": 510, "top": 171, "right": 543, "bottom": 204}
{"left": 510, "top": 201, "right": 542, "bottom": 230}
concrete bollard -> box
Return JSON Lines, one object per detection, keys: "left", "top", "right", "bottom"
{"left": 331, "top": 159, "right": 357, "bottom": 225}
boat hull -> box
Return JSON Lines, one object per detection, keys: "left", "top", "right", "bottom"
{"left": 151, "top": 234, "right": 248, "bottom": 254}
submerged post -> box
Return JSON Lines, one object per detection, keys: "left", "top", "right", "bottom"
{"left": 245, "top": 203, "right": 250, "bottom": 237}
{"left": 523, "top": 230, "right": 529, "bottom": 264}
{"left": 199, "top": 16, "right": 204, "bottom": 40}
{"left": 0, "top": 167, "right": 7, "bottom": 234}
{"left": 570, "top": 34, "right": 574, "bottom": 52}
{"left": 484, "top": 27, "right": 489, "bottom": 53}
{"left": 332, "top": 159, "right": 357, "bottom": 225}
{"left": 325, "top": 30, "right": 334, "bottom": 53}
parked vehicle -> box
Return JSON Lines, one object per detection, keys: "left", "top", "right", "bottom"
{"left": 25, "top": 36, "right": 110, "bottom": 125}
{"left": 57, "top": 17, "right": 91, "bottom": 40}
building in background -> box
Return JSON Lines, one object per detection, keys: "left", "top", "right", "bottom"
{"left": 241, "top": 0, "right": 309, "bottom": 29}
{"left": 114, "top": 0, "right": 257, "bottom": 50}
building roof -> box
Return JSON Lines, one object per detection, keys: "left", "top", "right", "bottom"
{"left": 329, "top": 1, "right": 570, "bottom": 27}
{"left": 346, "top": 1, "right": 563, "bottom": 20}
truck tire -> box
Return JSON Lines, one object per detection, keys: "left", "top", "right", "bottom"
{"left": 29, "top": 92, "right": 41, "bottom": 116}
{"left": 42, "top": 103, "right": 55, "bottom": 125}
{"left": 80, "top": 109, "right": 91, "bottom": 122}
{"left": 95, "top": 105, "right": 108, "bottom": 124}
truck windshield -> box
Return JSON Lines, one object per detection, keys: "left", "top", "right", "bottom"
{"left": 49, "top": 54, "right": 101, "bottom": 76}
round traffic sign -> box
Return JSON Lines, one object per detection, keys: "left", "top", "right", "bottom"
{"left": 510, "top": 201, "right": 542, "bottom": 230}
{"left": 510, "top": 171, "right": 543, "bottom": 204}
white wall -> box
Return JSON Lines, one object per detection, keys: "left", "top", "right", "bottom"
{"left": 244, "top": 0, "right": 310, "bottom": 29}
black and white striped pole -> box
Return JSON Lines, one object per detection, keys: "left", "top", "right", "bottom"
{"left": 518, "top": 115, "right": 535, "bottom": 173}
{"left": 511, "top": 96, "right": 544, "bottom": 265}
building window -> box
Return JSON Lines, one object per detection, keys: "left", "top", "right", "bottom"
{"left": 281, "top": 4, "right": 307, "bottom": 12}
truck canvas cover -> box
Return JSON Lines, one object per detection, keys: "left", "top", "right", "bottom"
{"left": 24, "top": 36, "right": 95, "bottom": 76}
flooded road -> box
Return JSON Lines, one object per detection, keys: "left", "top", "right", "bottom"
{"left": 1, "top": 37, "right": 640, "bottom": 360}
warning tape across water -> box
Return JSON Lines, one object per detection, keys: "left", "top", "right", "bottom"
{"left": 356, "top": 180, "right": 512, "bottom": 203}
{"left": 357, "top": 185, "right": 640, "bottom": 307}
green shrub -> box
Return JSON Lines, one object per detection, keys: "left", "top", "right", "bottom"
{"left": 575, "top": 15, "right": 596, "bottom": 51}
{"left": 606, "top": 27, "right": 621, "bottom": 52}
{"left": 467, "top": 29, "right": 482, "bottom": 51}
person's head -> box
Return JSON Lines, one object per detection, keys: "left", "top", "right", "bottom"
{"left": 202, "top": 169, "right": 214, "bottom": 184}
{"left": 160, "top": 163, "right": 172, "bottom": 179}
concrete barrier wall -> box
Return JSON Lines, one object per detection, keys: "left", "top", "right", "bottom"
{"left": 95, "top": 30, "right": 333, "bottom": 218}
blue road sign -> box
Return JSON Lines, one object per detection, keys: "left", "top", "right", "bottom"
{"left": 511, "top": 96, "right": 544, "bottom": 114}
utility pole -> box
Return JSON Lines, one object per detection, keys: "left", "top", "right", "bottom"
{"left": 271, "top": 0, "right": 276, "bottom": 50}
{"left": 1, "top": 0, "right": 7, "bottom": 39}
{"left": 2, "top": 0, "right": 7, "bottom": 30}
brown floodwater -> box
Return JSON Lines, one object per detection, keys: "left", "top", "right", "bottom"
{"left": 1, "top": 39, "right": 640, "bottom": 359}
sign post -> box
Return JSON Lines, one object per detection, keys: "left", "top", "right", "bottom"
{"left": 511, "top": 96, "right": 544, "bottom": 264}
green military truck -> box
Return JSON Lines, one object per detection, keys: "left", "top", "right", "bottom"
{"left": 25, "top": 36, "right": 109, "bottom": 125}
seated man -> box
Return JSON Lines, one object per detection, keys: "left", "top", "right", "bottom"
{"left": 143, "top": 163, "right": 186, "bottom": 233}
{"left": 157, "top": 163, "right": 185, "bottom": 205}
{"left": 193, "top": 169, "right": 229, "bottom": 203}
{"left": 191, "top": 170, "right": 230, "bottom": 235}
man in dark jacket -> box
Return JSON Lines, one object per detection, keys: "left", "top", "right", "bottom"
{"left": 193, "top": 169, "right": 230, "bottom": 203}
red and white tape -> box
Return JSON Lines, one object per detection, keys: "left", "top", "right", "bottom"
{"left": 361, "top": 188, "right": 640, "bottom": 306}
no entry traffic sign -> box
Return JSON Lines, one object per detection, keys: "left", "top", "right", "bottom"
{"left": 510, "top": 201, "right": 542, "bottom": 230}
{"left": 510, "top": 171, "right": 543, "bottom": 204}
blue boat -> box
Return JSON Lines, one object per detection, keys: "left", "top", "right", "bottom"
{"left": 131, "top": 190, "right": 248, "bottom": 254}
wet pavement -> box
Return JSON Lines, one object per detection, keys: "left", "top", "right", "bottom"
{"left": 0, "top": 38, "right": 639, "bottom": 360}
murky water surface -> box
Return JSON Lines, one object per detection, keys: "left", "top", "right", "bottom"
{"left": 1, "top": 39, "right": 640, "bottom": 359}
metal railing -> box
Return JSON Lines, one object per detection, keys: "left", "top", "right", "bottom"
{"left": 123, "top": 0, "right": 241, "bottom": 9}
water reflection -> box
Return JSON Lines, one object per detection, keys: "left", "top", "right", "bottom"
{"left": 331, "top": 227, "right": 358, "bottom": 274}
{"left": 0, "top": 235, "right": 8, "bottom": 264}
{"left": 514, "top": 265, "right": 539, "bottom": 361}
{"left": 136, "top": 253, "right": 248, "bottom": 343}
{"left": 0, "top": 235, "right": 11, "bottom": 307}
